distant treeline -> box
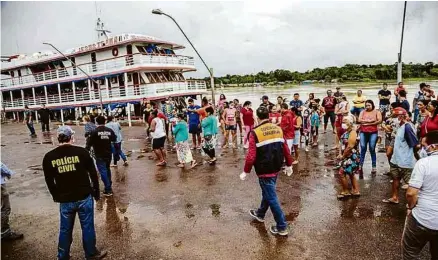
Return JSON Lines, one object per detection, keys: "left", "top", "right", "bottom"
{"left": 191, "top": 62, "right": 438, "bottom": 86}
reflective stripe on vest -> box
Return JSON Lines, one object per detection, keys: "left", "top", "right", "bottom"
{"left": 253, "top": 123, "right": 284, "bottom": 147}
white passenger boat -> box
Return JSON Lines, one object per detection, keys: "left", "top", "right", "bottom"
{"left": 0, "top": 21, "right": 207, "bottom": 123}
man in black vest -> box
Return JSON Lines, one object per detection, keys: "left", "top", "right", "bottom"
{"left": 86, "top": 116, "right": 116, "bottom": 196}
{"left": 240, "top": 106, "right": 293, "bottom": 236}
{"left": 39, "top": 104, "right": 51, "bottom": 132}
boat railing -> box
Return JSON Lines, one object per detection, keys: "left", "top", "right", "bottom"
{"left": 1, "top": 53, "right": 195, "bottom": 89}
{"left": 1, "top": 80, "right": 206, "bottom": 108}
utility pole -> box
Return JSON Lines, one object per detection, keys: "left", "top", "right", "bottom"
{"left": 397, "top": 1, "right": 407, "bottom": 84}
{"left": 152, "top": 9, "right": 216, "bottom": 105}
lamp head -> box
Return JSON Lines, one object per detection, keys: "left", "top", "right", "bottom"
{"left": 152, "top": 9, "right": 164, "bottom": 15}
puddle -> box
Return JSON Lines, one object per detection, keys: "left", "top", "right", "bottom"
{"left": 285, "top": 210, "right": 300, "bottom": 222}
{"left": 185, "top": 203, "right": 193, "bottom": 209}
{"left": 155, "top": 172, "right": 168, "bottom": 182}
{"left": 210, "top": 204, "right": 221, "bottom": 217}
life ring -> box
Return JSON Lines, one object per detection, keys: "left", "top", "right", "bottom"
{"left": 112, "top": 48, "right": 118, "bottom": 57}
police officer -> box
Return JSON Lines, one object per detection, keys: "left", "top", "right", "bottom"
{"left": 42, "top": 126, "right": 106, "bottom": 259}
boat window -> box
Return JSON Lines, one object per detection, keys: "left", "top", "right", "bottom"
{"left": 136, "top": 46, "right": 146, "bottom": 54}
{"left": 149, "top": 73, "right": 159, "bottom": 83}
{"left": 110, "top": 77, "right": 118, "bottom": 85}
{"left": 127, "top": 74, "right": 132, "bottom": 82}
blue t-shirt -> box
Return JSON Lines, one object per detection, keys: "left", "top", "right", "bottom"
{"left": 187, "top": 105, "right": 201, "bottom": 125}
{"left": 399, "top": 100, "right": 410, "bottom": 112}
{"left": 289, "top": 100, "right": 303, "bottom": 109}
{"left": 391, "top": 122, "right": 418, "bottom": 168}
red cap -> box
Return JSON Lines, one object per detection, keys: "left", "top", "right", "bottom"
{"left": 393, "top": 107, "right": 407, "bottom": 116}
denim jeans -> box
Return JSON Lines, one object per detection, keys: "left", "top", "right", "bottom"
{"left": 26, "top": 122, "right": 36, "bottom": 135}
{"left": 95, "top": 158, "right": 112, "bottom": 193}
{"left": 359, "top": 131, "right": 378, "bottom": 168}
{"left": 58, "top": 195, "right": 97, "bottom": 260}
{"left": 402, "top": 214, "right": 438, "bottom": 260}
{"left": 111, "top": 142, "right": 127, "bottom": 165}
{"left": 256, "top": 176, "right": 287, "bottom": 231}
{"left": 413, "top": 108, "right": 419, "bottom": 124}
{"left": 350, "top": 107, "right": 364, "bottom": 117}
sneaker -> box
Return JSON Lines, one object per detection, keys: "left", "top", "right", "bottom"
{"left": 292, "top": 161, "right": 299, "bottom": 165}
{"left": 371, "top": 167, "right": 377, "bottom": 175}
{"left": 110, "top": 164, "right": 117, "bottom": 168}
{"left": 87, "top": 249, "right": 108, "bottom": 260}
{"left": 269, "top": 224, "right": 288, "bottom": 236}
{"left": 305, "top": 147, "right": 309, "bottom": 152}
{"left": 103, "top": 191, "right": 113, "bottom": 197}
{"left": 123, "top": 161, "right": 129, "bottom": 166}
{"left": 249, "top": 209, "right": 264, "bottom": 223}
{"left": 1, "top": 230, "right": 24, "bottom": 241}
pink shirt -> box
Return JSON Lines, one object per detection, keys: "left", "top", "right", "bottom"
{"left": 224, "top": 108, "right": 237, "bottom": 125}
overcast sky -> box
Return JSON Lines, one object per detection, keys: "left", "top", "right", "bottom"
{"left": 2, "top": 1, "right": 437, "bottom": 78}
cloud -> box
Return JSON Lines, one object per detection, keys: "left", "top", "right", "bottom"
{"left": 1, "top": 1, "right": 437, "bottom": 78}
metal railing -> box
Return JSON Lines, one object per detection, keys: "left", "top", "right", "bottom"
{"left": 1, "top": 53, "right": 195, "bottom": 89}
{"left": 2, "top": 81, "right": 206, "bottom": 109}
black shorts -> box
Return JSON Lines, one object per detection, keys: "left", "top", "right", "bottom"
{"left": 225, "top": 125, "right": 237, "bottom": 131}
{"left": 189, "top": 124, "right": 202, "bottom": 134}
{"left": 152, "top": 136, "right": 166, "bottom": 150}
{"left": 324, "top": 111, "right": 336, "bottom": 125}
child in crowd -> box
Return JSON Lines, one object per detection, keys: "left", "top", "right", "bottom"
{"left": 269, "top": 106, "right": 281, "bottom": 125}
{"left": 302, "top": 108, "right": 312, "bottom": 152}
{"left": 222, "top": 102, "right": 238, "bottom": 149}
{"left": 310, "top": 102, "right": 322, "bottom": 147}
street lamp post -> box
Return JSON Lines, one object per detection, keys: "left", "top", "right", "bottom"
{"left": 152, "top": 9, "right": 216, "bottom": 105}
{"left": 42, "top": 42, "right": 104, "bottom": 114}
{"left": 397, "top": 1, "right": 407, "bottom": 84}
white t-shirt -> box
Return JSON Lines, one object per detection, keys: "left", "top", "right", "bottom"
{"left": 151, "top": 117, "right": 166, "bottom": 139}
{"left": 409, "top": 153, "right": 438, "bottom": 230}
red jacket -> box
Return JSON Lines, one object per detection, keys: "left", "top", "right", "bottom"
{"left": 280, "top": 110, "right": 295, "bottom": 139}
{"left": 244, "top": 131, "right": 293, "bottom": 177}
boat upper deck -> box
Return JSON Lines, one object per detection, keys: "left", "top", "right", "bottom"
{"left": 1, "top": 53, "right": 196, "bottom": 91}
{"left": 1, "top": 34, "right": 185, "bottom": 71}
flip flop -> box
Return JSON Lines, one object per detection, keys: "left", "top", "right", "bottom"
{"left": 337, "top": 193, "right": 351, "bottom": 200}
{"left": 190, "top": 161, "right": 198, "bottom": 169}
{"left": 351, "top": 192, "right": 361, "bottom": 197}
{"left": 382, "top": 198, "right": 399, "bottom": 204}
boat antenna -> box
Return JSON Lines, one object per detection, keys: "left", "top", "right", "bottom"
{"left": 95, "top": 2, "right": 110, "bottom": 41}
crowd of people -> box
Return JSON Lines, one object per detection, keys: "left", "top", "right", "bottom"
{"left": 2, "top": 82, "right": 437, "bottom": 259}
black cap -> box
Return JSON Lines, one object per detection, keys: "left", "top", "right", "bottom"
{"left": 256, "top": 106, "right": 269, "bottom": 120}
{"left": 262, "top": 95, "right": 269, "bottom": 100}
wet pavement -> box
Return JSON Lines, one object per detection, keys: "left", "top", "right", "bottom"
{"left": 0, "top": 122, "right": 431, "bottom": 260}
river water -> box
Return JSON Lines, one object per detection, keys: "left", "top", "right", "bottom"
{"left": 212, "top": 81, "right": 438, "bottom": 108}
